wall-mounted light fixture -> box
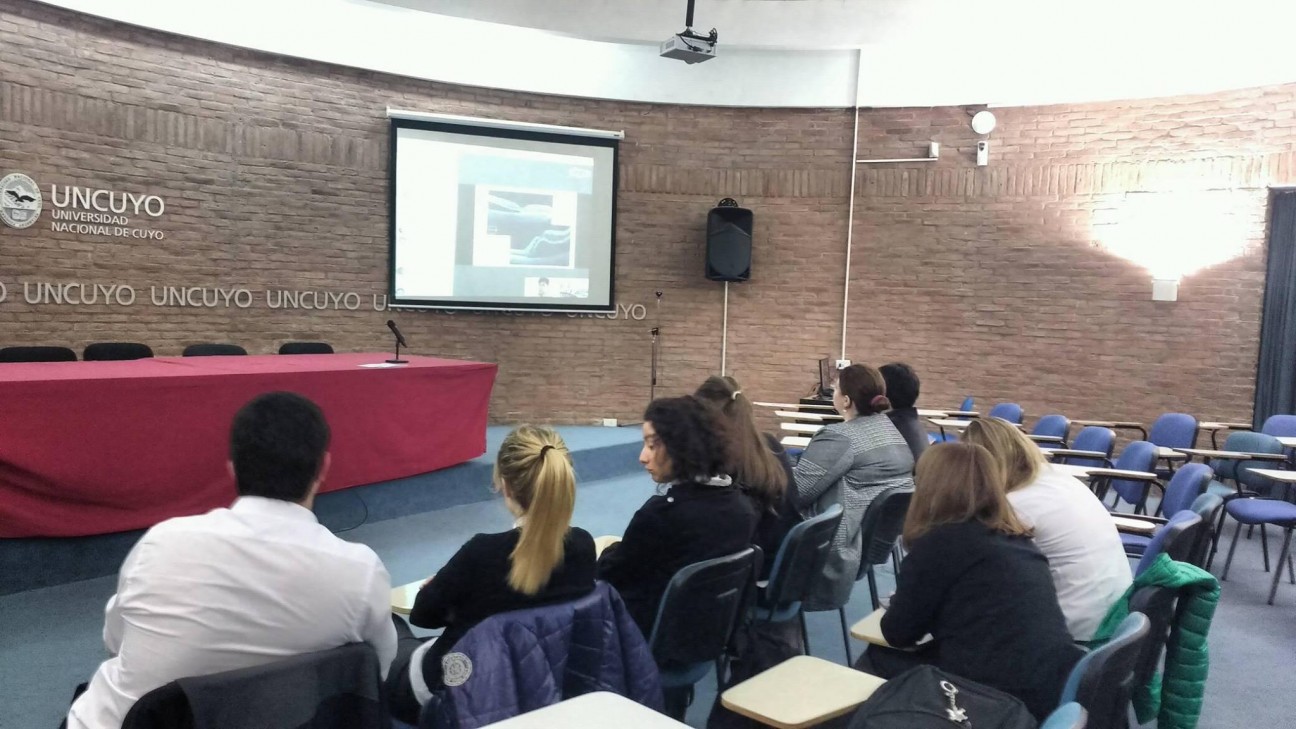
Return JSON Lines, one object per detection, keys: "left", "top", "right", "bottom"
{"left": 971, "top": 111, "right": 995, "bottom": 166}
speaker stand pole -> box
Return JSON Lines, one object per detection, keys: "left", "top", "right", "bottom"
{"left": 649, "top": 291, "right": 663, "bottom": 405}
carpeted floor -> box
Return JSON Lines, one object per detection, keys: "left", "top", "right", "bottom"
{"left": 3, "top": 466, "right": 1293, "bottom": 728}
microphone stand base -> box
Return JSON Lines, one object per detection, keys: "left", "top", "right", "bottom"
{"left": 385, "top": 359, "right": 409, "bottom": 364}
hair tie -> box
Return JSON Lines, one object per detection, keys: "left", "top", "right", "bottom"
{"left": 539, "top": 445, "right": 555, "bottom": 457}
{"left": 870, "top": 395, "right": 888, "bottom": 407}
{"left": 731, "top": 390, "right": 742, "bottom": 401}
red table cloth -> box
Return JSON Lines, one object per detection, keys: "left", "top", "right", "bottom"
{"left": 0, "top": 353, "right": 497, "bottom": 538}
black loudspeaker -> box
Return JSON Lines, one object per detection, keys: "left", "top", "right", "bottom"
{"left": 705, "top": 205, "right": 753, "bottom": 282}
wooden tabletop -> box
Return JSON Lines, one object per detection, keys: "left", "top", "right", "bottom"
{"left": 928, "top": 418, "right": 973, "bottom": 429}
{"left": 754, "top": 401, "right": 837, "bottom": 411}
{"left": 720, "top": 656, "right": 887, "bottom": 729}
{"left": 1173, "top": 448, "right": 1288, "bottom": 461}
{"left": 781, "top": 422, "right": 824, "bottom": 434}
{"left": 1277, "top": 436, "right": 1296, "bottom": 449}
{"left": 1085, "top": 467, "right": 1161, "bottom": 482}
{"left": 775, "top": 410, "right": 843, "bottom": 422}
{"left": 1198, "top": 421, "right": 1252, "bottom": 430}
{"left": 1111, "top": 515, "right": 1160, "bottom": 534}
{"left": 1072, "top": 419, "right": 1144, "bottom": 428}
{"left": 482, "top": 691, "right": 691, "bottom": 728}
{"left": 781, "top": 435, "right": 811, "bottom": 449}
{"left": 1156, "top": 447, "right": 1188, "bottom": 460}
{"left": 391, "top": 580, "right": 421, "bottom": 615}
{"left": 1245, "top": 468, "right": 1296, "bottom": 484}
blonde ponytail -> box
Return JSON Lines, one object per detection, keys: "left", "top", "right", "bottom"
{"left": 495, "top": 427, "right": 576, "bottom": 595}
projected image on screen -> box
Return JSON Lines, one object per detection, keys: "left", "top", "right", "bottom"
{"left": 389, "top": 117, "right": 617, "bottom": 312}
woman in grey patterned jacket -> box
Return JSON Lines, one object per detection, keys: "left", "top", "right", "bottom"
{"left": 793, "top": 364, "right": 915, "bottom": 610}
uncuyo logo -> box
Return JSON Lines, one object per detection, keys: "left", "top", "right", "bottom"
{"left": 0, "top": 173, "right": 42, "bottom": 229}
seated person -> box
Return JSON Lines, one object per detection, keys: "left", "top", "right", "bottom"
{"left": 387, "top": 426, "right": 595, "bottom": 724}
{"left": 880, "top": 362, "right": 929, "bottom": 462}
{"left": 66, "top": 392, "right": 398, "bottom": 729}
{"left": 597, "top": 396, "right": 759, "bottom": 636}
{"left": 793, "top": 364, "right": 914, "bottom": 610}
{"left": 869, "top": 443, "right": 1084, "bottom": 721}
{"left": 695, "top": 375, "right": 797, "bottom": 580}
{"left": 962, "top": 417, "right": 1132, "bottom": 642}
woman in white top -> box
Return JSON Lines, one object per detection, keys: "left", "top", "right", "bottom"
{"left": 963, "top": 418, "right": 1131, "bottom": 642}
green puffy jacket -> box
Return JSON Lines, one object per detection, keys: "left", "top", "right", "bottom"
{"left": 1091, "top": 553, "right": 1220, "bottom": 729}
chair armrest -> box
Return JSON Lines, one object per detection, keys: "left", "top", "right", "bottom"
{"left": 1046, "top": 449, "right": 1111, "bottom": 460}
{"left": 1029, "top": 434, "right": 1066, "bottom": 444}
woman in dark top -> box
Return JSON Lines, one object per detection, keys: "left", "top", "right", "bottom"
{"left": 869, "top": 443, "right": 1084, "bottom": 721}
{"left": 695, "top": 375, "right": 797, "bottom": 579}
{"left": 597, "top": 395, "right": 760, "bottom": 636}
{"left": 387, "top": 426, "right": 596, "bottom": 724}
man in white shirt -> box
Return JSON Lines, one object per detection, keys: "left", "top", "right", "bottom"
{"left": 66, "top": 392, "right": 398, "bottom": 729}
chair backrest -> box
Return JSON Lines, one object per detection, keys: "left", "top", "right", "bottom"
{"left": 0, "top": 345, "right": 77, "bottom": 362}
{"left": 1063, "top": 426, "right": 1116, "bottom": 467}
{"left": 1031, "top": 414, "right": 1071, "bottom": 442}
{"left": 1160, "top": 463, "right": 1213, "bottom": 517}
{"left": 183, "top": 343, "right": 248, "bottom": 357}
{"left": 1260, "top": 414, "right": 1296, "bottom": 438}
{"left": 83, "top": 342, "right": 154, "bottom": 361}
{"left": 959, "top": 396, "right": 975, "bottom": 414}
{"left": 1148, "top": 412, "right": 1198, "bottom": 450}
{"left": 1040, "top": 702, "right": 1088, "bottom": 729}
{"left": 1216, "top": 431, "right": 1284, "bottom": 492}
{"left": 859, "top": 487, "right": 914, "bottom": 572}
{"left": 1126, "top": 585, "right": 1179, "bottom": 705}
{"left": 763, "top": 504, "right": 843, "bottom": 612}
{"left": 1059, "top": 612, "right": 1150, "bottom": 729}
{"left": 1135, "top": 511, "right": 1202, "bottom": 576}
{"left": 648, "top": 547, "right": 758, "bottom": 669}
{"left": 1108, "top": 440, "right": 1159, "bottom": 506}
{"left": 988, "top": 402, "right": 1023, "bottom": 424}
{"left": 1187, "top": 493, "right": 1224, "bottom": 568}
{"left": 279, "top": 341, "right": 335, "bottom": 355}
{"left": 122, "top": 643, "right": 384, "bottom": 729}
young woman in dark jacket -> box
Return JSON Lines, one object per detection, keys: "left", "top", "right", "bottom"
{"left": 597, "top": 395, "right": 759, "bottom": 636}
{"left": 386, "top": 427, "right": 596, "bottom": 724}
{"left": 869, "top": 442, "right": 1085, "bottom": 721}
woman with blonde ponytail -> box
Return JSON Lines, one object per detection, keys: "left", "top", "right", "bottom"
{"left": 386, "top": 427, "right": 596, "bottom": 724}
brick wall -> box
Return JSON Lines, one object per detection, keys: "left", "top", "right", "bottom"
{"left": 0, "top": 1, "right": 1287, "bottom": 430}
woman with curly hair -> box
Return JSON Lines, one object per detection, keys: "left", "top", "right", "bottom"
{"left": 597, "top": 395, "right": 759, "bottom": 635}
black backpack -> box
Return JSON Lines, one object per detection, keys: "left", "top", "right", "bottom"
{"left": 847, "top": 665, "right": 1037, "bottom": 729}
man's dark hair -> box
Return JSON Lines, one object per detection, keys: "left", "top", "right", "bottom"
{"left": 880, "top": 362, "right": 921, "bottom": 409}
{"left": 644, "top": 396, "right": 728, "bottom": 483}
{"left": 538, "top": 277, "right": 550, "bottom": 285}
{"left": 229, "top": 392, "right": 331, "bottom": 502}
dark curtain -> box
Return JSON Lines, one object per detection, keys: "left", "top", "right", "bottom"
{"left": 1254, "top": 190, "right": 1296, "bottom": 425}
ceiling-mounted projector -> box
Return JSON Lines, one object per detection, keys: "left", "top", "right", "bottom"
{"left": 661, "top": 0, "right": 717, "bottom": 64}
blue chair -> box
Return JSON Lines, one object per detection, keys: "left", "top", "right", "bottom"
{"left": 836, "top": 487, "right": 913, "bottom": 664}
{"left": 1148, "top": 412, "right": 1199, "bottom": 477}
{"left": 1260, "top": 414, "right": 1296, "bottom": 439}
{"left": 648, "top": 548, "right": 758, "bottom": 720}
{"left": 754, "top": 504, "right": 843, "bottom": 630}
{"left": 958, "top": 396, "right": 975, "bottom": 415}
{"left": 1041, "top": 703, "right": 1087, "bottom": 729}
{"left": 1204, "top": 432, "right": 1286, "bottom": 567}
{"left": 1030, "top": 414, "right": 1071, "bottom": 447}
{"left": 1059, "top": 612, "right": 1150, "bottom": 729}
{"left": 1221, "top": 497, "right": 1296, "bottom": 604}
{"left": 988, "top": 402, "right": 1023, "bottom": 424}
{"left": 1093, "top": 440, "right": 1159, "bottom": 513}
{"left": 1119, "top": 464, "right": 1212, "bottom": 556}
{"left": 1135, "top": 511, "right": 1203, "bottom": 576}
{"left": 1120, "top": 478, "right": 1216, "bottom": 562}
{"left": 1053, "top": 426, "right": 1116, "bottom": 468}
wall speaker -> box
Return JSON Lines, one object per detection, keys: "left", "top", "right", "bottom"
{"left": 705, "top": 205, "right": 753, "bottom": 282}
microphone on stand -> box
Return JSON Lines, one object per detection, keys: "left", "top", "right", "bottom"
{"left": 386, "top": 319, "right": 409, "bottom": 364}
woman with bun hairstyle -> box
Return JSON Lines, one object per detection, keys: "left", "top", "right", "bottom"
{"left": 792, "top": 364, "right": 915, "bottom": 609}
{"left": 387, "top": 426, "right": 595, "bottom": 723}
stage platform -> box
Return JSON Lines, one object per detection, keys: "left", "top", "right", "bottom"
{"left": 0, "top": 425, "right": 644, "bottom": 595}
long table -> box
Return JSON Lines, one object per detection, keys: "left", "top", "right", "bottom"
{"left": 0, "top": 353, "right": 497, "bottom": 538}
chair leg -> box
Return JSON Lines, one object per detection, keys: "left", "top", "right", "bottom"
{"left": 1208, "top": 501, "right": 1232, "bottom": 570}
{"left": 838, "top": 608, "right": 852, "bottom": 666}
{"left": 800, "top": 611, "right": 810, "bottom": 655}
{"left": 1261, "top": 524, "right": 1271, "bottom": 573}
{"left": 866, "top": 566, "right": 881, "bottom": 610}
{"left": 1222, "top": 521, "right": 1244, "bottom": 581}
{"left": 1289, "top": 553, "right": 1295, "bottom": 585}
{"left": 1268, "top": 528, "right": 1295, "bottom": 605}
